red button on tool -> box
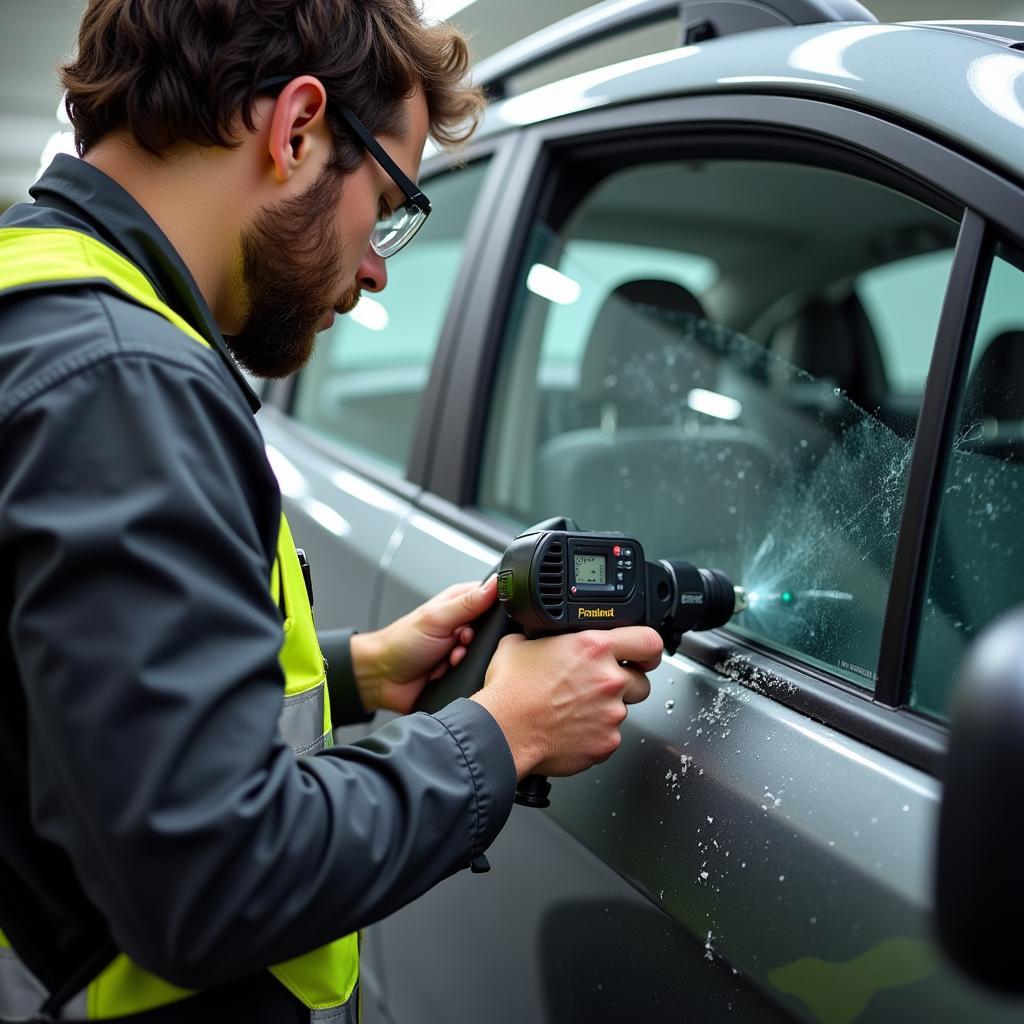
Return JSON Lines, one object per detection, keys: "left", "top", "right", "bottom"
{"left": 613, "top": 545, "right": 621, "bottom": 556}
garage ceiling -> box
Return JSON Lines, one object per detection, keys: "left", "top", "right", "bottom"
{"left": 3, "top": 0, "right": 1024, "bottom": 207}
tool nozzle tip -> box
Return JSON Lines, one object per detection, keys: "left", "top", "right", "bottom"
{"left": 733, "top": 586, "right": 748, "bottom": 613}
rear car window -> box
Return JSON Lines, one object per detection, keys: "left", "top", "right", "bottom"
{"left": 291, "top": 161, "right": 490, "bottom": 471}
{"left": 912, "top": 244, "right": 1024, "bottom": 717}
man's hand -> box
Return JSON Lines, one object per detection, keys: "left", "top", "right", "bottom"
{"left": 470, "top": 627, "right": 661, "bottom": 780}
{"left": 350, "top": 576, "right": 498, "bottom": 715}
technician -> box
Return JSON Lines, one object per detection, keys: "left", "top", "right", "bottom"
{"left": 0, "top": 1, "right": 661, "bottom": 1022}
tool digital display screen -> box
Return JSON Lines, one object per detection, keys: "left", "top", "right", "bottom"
{"left": 574, "top": 554, "right": 606, "bottom": 585}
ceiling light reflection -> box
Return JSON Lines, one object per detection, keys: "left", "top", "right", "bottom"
{"left": 788, "top": 24, "right": 901, "bottom": 81}
{"left": 968, "top": 53, "right": 1024, "bottom": 130}
{"left": 499, "top": 47, "right": 696, "bottom": 127}
{"left": 408, "top": 513, "right": 498, "bottom": 565}
{"left": 265, "top": 444, "right": 309, "bottom": 499}
{"left": 717, "top": 74, "right": 853, "bottom": 91}
{"left": 688, "top": 388, "right": 742, "bottom": 421}
{"left": 527, "top": 263, "right": 581, "bottom": 305}
{"left": 330, "top": 469, "right": 405, "bottom": 514}
{"left": 301, "top": 498, "right": 352, "bottom": 537}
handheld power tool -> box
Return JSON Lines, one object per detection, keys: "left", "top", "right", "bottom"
{"left": 414, "top": 518, "right": 747, "bottom": 810}
{"left": 496, "top": 524, "right": 746, "bottom": 807}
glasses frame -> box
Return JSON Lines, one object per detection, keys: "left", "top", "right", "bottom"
{"left": 256, "top": 76, "right": 432, "bottom": 257}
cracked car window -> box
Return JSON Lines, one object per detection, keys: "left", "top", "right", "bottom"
{"left": 479, "top": 158, "right": 959, "bottom": 688}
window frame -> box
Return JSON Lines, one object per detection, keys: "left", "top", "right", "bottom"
{"left": 419, "top": 92, "right": 1024, "bottom": 776}
{"left": 876, "top": 212, "right": 995, "bottom": 710}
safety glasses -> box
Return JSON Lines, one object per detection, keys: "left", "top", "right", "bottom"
{"left": 256, "top": 77, "right": 432, "bottom": 258}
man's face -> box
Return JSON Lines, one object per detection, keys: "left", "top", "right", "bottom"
{"left": 228, "top": 89, "right": 429, "bottom": 379}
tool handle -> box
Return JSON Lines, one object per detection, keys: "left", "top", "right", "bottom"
{"left": 413, "top": 517, "right": 574, "bottom": 807}
{"left": 514, "top": 773, "right": 551, "bottom": 808}
{"left": 412, "top": 599, "right": 519, "bottom": 714}
{"left": 413, "top": 517, "right": 572, "bottom": 716}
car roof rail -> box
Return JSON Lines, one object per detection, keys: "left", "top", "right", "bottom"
{"left": 474, "top": 0, "right": 878, "bottom": 100}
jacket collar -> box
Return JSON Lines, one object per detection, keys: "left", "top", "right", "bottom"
{"left": 29, "top": 154, "right": 261, "bottom": 413}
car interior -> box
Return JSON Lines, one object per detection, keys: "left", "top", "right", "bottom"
{"left": 482, "top": 154, "right": 974, "bottom": 685}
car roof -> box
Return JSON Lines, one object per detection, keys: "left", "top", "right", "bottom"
{"left": 471, "top": 21, "right": 1024, "bottom": 187}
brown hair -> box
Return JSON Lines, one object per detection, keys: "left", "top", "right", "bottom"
{"left": 60, "top": 0, "right": 484, "bottom": 166}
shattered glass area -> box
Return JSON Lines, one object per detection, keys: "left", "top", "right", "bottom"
{"left": 533, "top": 296, "right": 916, "bottom": 688}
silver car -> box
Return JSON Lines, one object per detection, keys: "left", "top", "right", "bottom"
{"left": 258, "top": 0, "right": 1024, "bottom": 1019}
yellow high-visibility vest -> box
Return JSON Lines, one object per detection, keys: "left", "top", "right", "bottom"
{"left": 0, "top": 227, "right": 359, "bottom": 1022}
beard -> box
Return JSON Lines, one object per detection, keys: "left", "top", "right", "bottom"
{"left": 228, "top": 165, "right": 359, "bottom": 379}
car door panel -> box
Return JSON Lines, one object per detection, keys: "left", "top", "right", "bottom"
{"left": 258, "top": 408, "right": 412, "bottom": 631}
{"left": 358, "top": 106, "right": 1024, "bottom": 1014}
{"left": 373, "top": 796, "right": 793, "bottom": 1024}
{"left": 374, "top": 511, "right": 498, "bottom": 625}
{"left": 550, "top": 655, "right": 1024, "bottom": 1022}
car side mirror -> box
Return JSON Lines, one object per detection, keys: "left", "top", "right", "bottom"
{"left": 936, "top": 606, "right": 1024, "bottom": 993}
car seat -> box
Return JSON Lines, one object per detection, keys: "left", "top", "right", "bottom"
{"left": 963, "top": 330, "right": 1024, "bottom": 461}
{"left": 767, "top": 293, "right": 888, "bottom": 417}
{"left": 534, "top": 424, "right": 777, "bottom": 565}
{"left": 545, "top": 278, "right": 713, "bottom": 438}
{"left": 916, "top": 329, "right": 1024, "bottom": 706}
{"left": 533, "top": 278, "right": 776, "bottom": 563}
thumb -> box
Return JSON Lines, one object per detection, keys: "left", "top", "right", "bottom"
{"left": 431, "top": 575, "right": 498, "bottom": 631}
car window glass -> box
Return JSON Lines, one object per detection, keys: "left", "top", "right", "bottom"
{"left": 478, "top": 158, "right": 958, "bottom": 689}
{"left": 537, "top": 241, "right": 717, "bottom": 387}
{"left": 912, "top": 246, "right": 1024, "bottom": 718}
{"left": 291, "top": 161, "right": 490, "bottom": 471}
{"left": 856, "top": 250, "right": 955, "bottom": 393}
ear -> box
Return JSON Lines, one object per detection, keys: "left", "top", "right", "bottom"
{"left": 266, "top": 76, "right": 329, "bottom": 183}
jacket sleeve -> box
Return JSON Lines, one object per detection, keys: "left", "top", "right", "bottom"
{"left": 2, "top": 326, "right": 515, "bottom": 989}
{"left": 318, "top": 628, "right": 375, "bottom": 725}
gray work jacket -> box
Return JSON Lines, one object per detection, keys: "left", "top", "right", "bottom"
{"left": 0, "top": 155, "right": 514, "bottom": 1013}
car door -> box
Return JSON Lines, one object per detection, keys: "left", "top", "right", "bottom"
{"left": 369, "top": 92, "right": 1024, "bottom": 1024}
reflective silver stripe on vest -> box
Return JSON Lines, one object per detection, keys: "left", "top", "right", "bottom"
{"left": 0, "top": 945, "right": 87, "bottom": 1020}
{"left": 310, "top": 981, "right": 359, "bottom": 1023}
{"left": 279, "top": 681, "right": 327, "bottom": 756}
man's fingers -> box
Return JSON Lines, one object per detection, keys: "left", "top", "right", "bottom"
{"left": 622, "top": 666, "right": 652, "bottom": 705}
{"left": 607, "top": 626, "right": 664, "bottom": 668}
{"left": 628, "top": 654, "right": 663, "bottom": 673}
{"left": 426, "top": 576, "right": 497, "bottom": 634}
{"left": 432, "top": 580, "right": 480, "bottom": 603}
{"left": 463, "top": 574, "right": 497, "bottom": 612}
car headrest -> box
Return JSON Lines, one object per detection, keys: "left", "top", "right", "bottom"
{"left": 966, "top": 330, "right": 1024, "bottom": 422}
{"left": 769, "top": 294, "right": 887, "bottom": 411}
{"left": 578, "top": 279, "right": 708, "bottom": 401}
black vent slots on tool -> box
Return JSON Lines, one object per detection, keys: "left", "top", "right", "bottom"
{"left": 538, "top": 538, "right": 565, "bottom": 617}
